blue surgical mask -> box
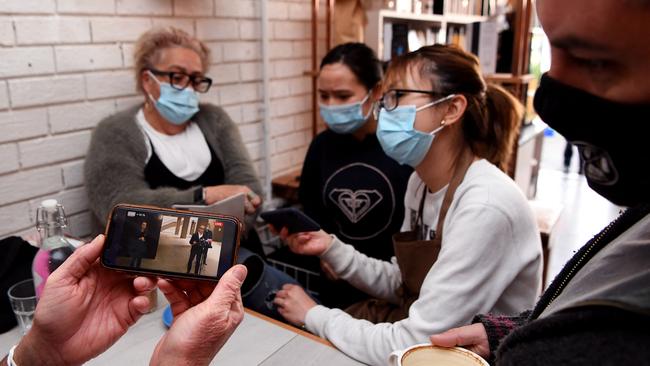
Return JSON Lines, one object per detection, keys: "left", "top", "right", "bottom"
{"left": 319, "top": 93, "right": 371, "bottom": 134}
{"left": 377, "top": 94, "right": 455, "bottom": 167}
{"left": 147, "top": 71, "right": 200, "bottom": 125}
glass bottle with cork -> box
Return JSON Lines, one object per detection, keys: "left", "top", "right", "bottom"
{"left": 32, "top": 199, "right": 76, "bottom": 298}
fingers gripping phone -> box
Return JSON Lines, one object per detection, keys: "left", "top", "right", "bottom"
{"left": 260, "top": 207, "right": 320, "bottom": 234}
{"left": 101, "top": 204, "right": 242, "bottom": 282}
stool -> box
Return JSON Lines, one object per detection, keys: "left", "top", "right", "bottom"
{"left": 528, "top": 200, "right": 563, "bottom": 290}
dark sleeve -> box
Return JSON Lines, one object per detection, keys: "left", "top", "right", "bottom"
{"left": 207, "top": 105, "right": 263, "bottom": 196}
{"left": 495, "top": 306, "right": 650, "bottom": 366}
{"left": 298, "top": 135, "right": 324, "bottom": 226}
{"left": 472, "top": 310, "right": 531, "bottom": 363}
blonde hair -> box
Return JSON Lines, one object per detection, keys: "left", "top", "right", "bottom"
{"left": 133, "top": 27, "right": 211, "bottom": 92}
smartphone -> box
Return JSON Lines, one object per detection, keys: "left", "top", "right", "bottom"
{"left": 260, "top": 207, "right": 320, "bottom": 234}
{"left": 101, "top": 204, "right": 242, "bottom": 282}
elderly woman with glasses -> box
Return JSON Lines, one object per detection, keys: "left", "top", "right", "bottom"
{"left": 85, "top": 27, "right": 262, "bottom": 228}
{"left": 273, "top": 44, "right": 542, "bottom": 365}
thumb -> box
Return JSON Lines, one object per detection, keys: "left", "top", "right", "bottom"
{"left": 430, "top": 324, "right": 483, "bottom": 348}
{"left": 430, "top": 329, "right": 462, "bottom": 348}
{"left": 209, "top": 264, "right": 247, "bottom": 306}
{"left": 52, "top": 234, "right": 104, "bottom": 283}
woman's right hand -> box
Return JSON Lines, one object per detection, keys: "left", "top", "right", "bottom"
{"left": 280, "top": 228, "right": 333, "bottom": 257}
{"left": 204, "top": 185, "right": 262, "bottom": 214}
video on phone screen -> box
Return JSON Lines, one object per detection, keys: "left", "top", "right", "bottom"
{"left": 104, "top": 210, "right": 229, "bottom": 277}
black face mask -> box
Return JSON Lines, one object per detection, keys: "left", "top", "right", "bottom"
{"left": 534, "top": 73, "right": 650, "bottom": 207}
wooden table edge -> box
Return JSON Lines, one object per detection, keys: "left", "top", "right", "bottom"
{"left": 244, "top": 308, "right": 334, "bottom": 348}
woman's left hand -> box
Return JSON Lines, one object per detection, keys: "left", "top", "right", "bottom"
{"left": 13, "top": 235, "right": 156, "bottom": 366}
{"left": 274, "top": 284, "right": 317, "bottom": 327}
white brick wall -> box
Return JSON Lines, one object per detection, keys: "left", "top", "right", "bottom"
{"left": 0, "top": 144, "right": 19, "bottom": 174}
{"left": 0, "top": 0, "right": 56, "bottom": 14}
{"left": 0, "top": 82, "right": 9, "bottom": 109}
{"left": 18, "top": 131, "right": 91, "bottom": 168}
{"left": 0, "top": 19, "right": 14, "bottom": 46}
{"left": 0, "top": 109, "right": 49, "bottom": 143}
{"left": 91, "top": 18, "right": 153, "bottom": 42}
{"left": 10, "top": 75, "right": 86, "bottom": 107}
{"left": 117, "top": 0, "right": 173, "bottom": 16}
{"left": 0, "top": 47, "right": 56, "bottom": 77}
{"left": 56, "top": 0, "right": 115, "bottom": 15}
{"left": 0, "top": 0, "right": 316, "bottom": 238}
{"left": 55, "top": 45, "right": 123, "bottom": 72}
{"left": 174, "top": 0, "right": 213, "bottom": 17}
{"left": 196, "top": 19, "right": 239, "bottom": 41}
{"left": 15, "top": 17, "right": 91, "bottom": 44}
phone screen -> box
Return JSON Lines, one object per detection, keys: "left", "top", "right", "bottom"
{"left": 102, "top": 205, "right": 240, "bottom": 281}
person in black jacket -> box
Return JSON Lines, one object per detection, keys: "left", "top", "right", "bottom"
{"left": 298, "top": 43, "right": 413, "bottom": 308}
{"left": 129, "top": 221, "right": 150, "bottom": 268}
{"left": 429, "top": 0, "right": 650, "bottom": 364}
{"left": 187, "top": 225, "right": 211, "bottom": 275}
{"left": 200, "top": 226, "right": 213, "bottom": 270}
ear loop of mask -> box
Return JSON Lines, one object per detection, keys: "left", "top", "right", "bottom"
{"left": 360, "top": 92, "right": 373, "bottom": 120}
{"left": 415, "top": 94, "right": 456, "bottom": 135}
{"left": 145, "top": 70, "right": 160, "bottom": 106}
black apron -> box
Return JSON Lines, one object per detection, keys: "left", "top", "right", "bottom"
{"left": 346, "top": 149, "right": 475, "bottom": 322}
{"left": 144, "top": 139, "right": 225, "bottom": 190}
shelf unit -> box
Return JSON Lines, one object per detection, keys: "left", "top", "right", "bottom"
{"left": 365, "top": 9, "right": 488, "bottom": 61}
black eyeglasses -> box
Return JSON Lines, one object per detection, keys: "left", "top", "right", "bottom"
{"left": 379, "top": 89, "right": 442, "bottom": 111}
{"left": 148, "top": 68, "right": 213, "bottom": 93}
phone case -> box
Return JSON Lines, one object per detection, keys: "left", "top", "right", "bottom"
{"left": 260, "top": 208, "right": 320, "bottom": 234}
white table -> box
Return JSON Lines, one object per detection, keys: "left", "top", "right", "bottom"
{"left": 0, "top": 290, "right": 364, "bottom": 365}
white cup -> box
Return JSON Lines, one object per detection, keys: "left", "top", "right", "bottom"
{"left": 388, "top": 343, "right": 488, "bottom": 366}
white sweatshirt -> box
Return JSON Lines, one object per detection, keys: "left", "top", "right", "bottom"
{"left": 305, "top": 160, "right": 542, "bottom": 366}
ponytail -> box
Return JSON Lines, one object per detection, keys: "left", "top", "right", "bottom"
{"left": 480, "top": 83, "right": 523, "bottom": 171}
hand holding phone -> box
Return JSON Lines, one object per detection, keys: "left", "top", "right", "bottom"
{"left": 260, "top": 208, "right": 320, "bottom": 235}
{"left": 101, "top": 204, "right": 242, "bottom": 282}
{"left": 281, "top": 229, "right": 333, "bottom": 257}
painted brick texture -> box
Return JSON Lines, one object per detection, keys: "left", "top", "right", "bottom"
{"left": 0, "top": 0, "right": 315, "bottom": 238}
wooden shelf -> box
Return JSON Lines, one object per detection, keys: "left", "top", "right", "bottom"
{"left": 485, "top": 73, "right": 535, "bottom": 84}
{"left": 366, "top": 9, "right": 490, "bottom": 62}
{"left": 378, "top": 9, "right": 487, "bottom": 24}
{"left": 445, "top": 13, "right": 490, "bottom": 24}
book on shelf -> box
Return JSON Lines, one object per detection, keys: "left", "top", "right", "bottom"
{"left": 391, "top": 23, "right": 409, "bottom": 58}
{"left": 438, "top": 0, "right": 497, "bottom": 16}
{"left": 395, "top": 0, "right": 412, "bottom": 13}
{"left": 383, "top": 22, "right": 442, "bottom": 60}
{"left": 447, "top": 26, "right": 467, "bottom": 50}
{"left": 383, "top": 22, "right": 393, "bottom": 60}
{"left": 470, "top": 20, "right": 499, "bottom": 75}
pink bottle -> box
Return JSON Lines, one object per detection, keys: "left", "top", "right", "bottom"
{"left": 32, "top": 199, "right": 76, "bottom": 298}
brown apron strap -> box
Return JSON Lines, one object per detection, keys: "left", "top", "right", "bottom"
{"left": 434, "top": 148, "right": 475, "bottom": 239}
{"left": 415, "top": 183, "right": 428, "bottom": 240}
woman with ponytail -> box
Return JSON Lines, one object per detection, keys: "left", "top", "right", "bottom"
{"left": 274, "top": 44, "right": 542, "bottom": 365}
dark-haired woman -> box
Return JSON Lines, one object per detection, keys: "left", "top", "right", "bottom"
{"left": 297, "top": 43, "right": 413, "bottom": 308}
{"left": 274, "top": 45, "right": 542, "bottom": 365}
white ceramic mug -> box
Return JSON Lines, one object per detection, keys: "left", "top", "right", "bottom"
{"left": 388, "top": 343, "right": 489, "bottom": 366}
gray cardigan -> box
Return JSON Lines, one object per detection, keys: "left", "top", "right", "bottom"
{"left": 85, "top": 103, "right": 262, "bottom": 225}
